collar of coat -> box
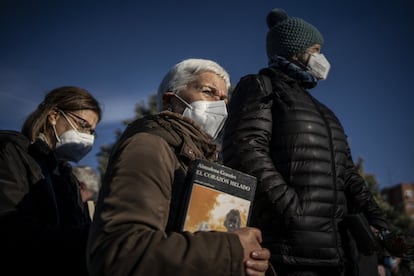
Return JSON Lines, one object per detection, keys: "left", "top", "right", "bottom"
{"left": 124, "top": 111, "right": 220, "bottom": 162}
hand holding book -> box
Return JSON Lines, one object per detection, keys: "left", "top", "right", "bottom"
{"left": 233, "top": 227, "right": 276, "bottom": 276}
{"left": 179, "top": 160, "right": 276, "bottom": 275}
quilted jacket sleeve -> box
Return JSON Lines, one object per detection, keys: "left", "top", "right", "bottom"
{"left": 222, "top": 75, "right": 301, "bottom": 224}
{"left": 343, "top": 147, "right": 389, "bottom": 230}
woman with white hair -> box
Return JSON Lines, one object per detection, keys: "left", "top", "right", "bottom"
{"left": 87, "top": 58, "right": 272, "bottom": 276}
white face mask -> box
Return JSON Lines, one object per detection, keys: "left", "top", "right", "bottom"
{"left": 307, "top": 53, "right": 331, "bottom": 80}
{"left": 55, "top": 130, "right": 94, "bottom": 162}
{"left": 174, "top": 94, "right": 228, "bottom": 139}
{"left": 54, "top": 111, "right": 95, "bottom": 162}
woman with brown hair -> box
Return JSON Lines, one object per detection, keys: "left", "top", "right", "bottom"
{"left": 0, "top": 86, "right": 102, "bottom": 275}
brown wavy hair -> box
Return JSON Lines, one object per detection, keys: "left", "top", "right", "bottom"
{"left": 21, "top": 86, "right": 102, "bottom": 142}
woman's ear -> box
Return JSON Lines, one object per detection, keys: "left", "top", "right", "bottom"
{"left": 162, "top": 92, "right": 175, "bottom": 110}
{"left": 48, "top": 110, "right": 59, "bottom": 126}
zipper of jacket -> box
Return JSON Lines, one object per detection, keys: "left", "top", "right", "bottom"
{"left": 304, "top": 90, "right": 343, "bottom": 262}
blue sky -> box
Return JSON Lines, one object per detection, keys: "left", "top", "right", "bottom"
{"left": 1, "top": 0, "right": 413, "bottom": 188}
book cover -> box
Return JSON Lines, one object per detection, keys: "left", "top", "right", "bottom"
{"left": 180, "top": 159, "right": 257, "bottom": 233}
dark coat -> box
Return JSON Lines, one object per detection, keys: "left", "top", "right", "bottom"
{"left": 0, "top": 130, "right": 90, "bottom": 275}
{"left": 87, "top": 112, "right": 246, "bottom": 276}
{"left": 221, "top": 68, "right": 388, "bottom": 268}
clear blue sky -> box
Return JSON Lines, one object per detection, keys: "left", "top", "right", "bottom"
{"left": 1, "top": 0, "right": 413, "bottom": 188}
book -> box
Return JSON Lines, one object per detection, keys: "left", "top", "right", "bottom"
{"left": 180, "top": 159, "right": 257, "bottom": 233}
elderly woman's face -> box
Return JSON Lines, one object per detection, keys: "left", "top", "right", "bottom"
{"left": 170, "top": 71, "right": 228, "bottom": 114}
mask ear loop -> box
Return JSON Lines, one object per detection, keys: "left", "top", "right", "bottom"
{"left": 51, "top": 122, "right": 61, "bottom": 142}
{"left": 58, "top": 109, "right": 79, "bottom": 131}
{"left": 173, "top": 93, "right": 193, "bottom": 110}
{"left": 292, "top": 52, "right": 310, "bottom": 69}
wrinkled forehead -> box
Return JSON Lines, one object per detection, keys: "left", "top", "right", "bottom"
{"left": 190, "top": 72, "right": 228, "bottom": 95}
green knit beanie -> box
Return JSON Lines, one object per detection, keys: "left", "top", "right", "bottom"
{"left": 266, "top": 9, "right": 324, "bottom": 60}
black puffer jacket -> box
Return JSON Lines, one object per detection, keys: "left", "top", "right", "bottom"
{"left": 222, "top": 68, "right": 388, "bottom": 267}
{"left": 0, "top": 130, "right": 90, "bottom": 275}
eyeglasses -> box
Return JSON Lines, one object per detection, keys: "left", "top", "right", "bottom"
{"left": 187, "top": 84, "right": 228, "bottom": 103}
{"left": 59, "top": 110, "right": 96, "bottom": 136}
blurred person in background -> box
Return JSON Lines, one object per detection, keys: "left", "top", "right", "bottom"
{"left": 72, "top": 165, "right": 101, "bottom": 203}
{"left": 72, "top": 165, "right": 101, "bottom": 219}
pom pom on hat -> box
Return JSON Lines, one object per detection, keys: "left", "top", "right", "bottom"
{"left": 266, "top": 8, "right": 324, "bottom": 60}
{"left": 266, "top": 9, "right": 288, "bottom": 28}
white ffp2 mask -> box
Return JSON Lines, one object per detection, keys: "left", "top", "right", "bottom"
{"left": 53, "top": 111, "right": 95, "bottom": 162}
{"left": 55, "top": 130, "right": 94, "bottom": 162}
{"left": 175, "top": 95, "right": 228, "bottom": 139}
{"left": 307, "top": 53, "right": 331, "bottom": 80}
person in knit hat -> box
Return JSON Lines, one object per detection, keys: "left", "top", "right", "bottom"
{"left": 265, "top": 9, "right": 324, "bottom": 60}
{"left": 221, "top": 8, "right": 390, "bottom": 276}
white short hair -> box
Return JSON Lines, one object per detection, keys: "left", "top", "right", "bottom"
{"left": 156, "top": 58, "right": 231, "bottom": 111}
{"left": 72, "top": 165, "right": 101, "bottom": 194}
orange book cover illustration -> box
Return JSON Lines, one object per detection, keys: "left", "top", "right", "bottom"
{"left": 181, "top": 159, "right": 257, "bottom": 233}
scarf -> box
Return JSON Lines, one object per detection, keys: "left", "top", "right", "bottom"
{"left": 158, "top": 111, "right": 219, "bottom": 160}
{"left": 268, "top": 55, "right": 318, "bottom": 89}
